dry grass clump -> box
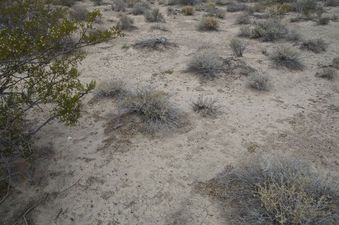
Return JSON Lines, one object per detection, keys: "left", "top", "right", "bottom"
{"left": 144, "top": 8, "right": 166, "bottom": 22}
{"left": 333, "top": 57, "right": 339, "bottom": 69}
{"left": 94, "top": 79, "right": 127, "bottom": 99}
{"left": 270, "top": 46, "right": 304, "bottom": 70}
{"left": 300, "top": 39, "right": 327, "bottom": 53}
{"left": 117, "top": 15, "right": 136, "bottom": 31}
{"left": 197, "top": 16, "right": 219, "bottom": 31}
{"left": 251, "top": 19, "right": 288, "bottom": 42}
{"left": 192, "top": 96, "right": 218, "bottom": 117}
{"left": 132, "top": 2, "right": 150, "bottom": 15}
{"left": 150, "top": 24, "right": 169, "bottom": 32}
{"left": 236, "top": 13, "right": 251, "bottom": 24}
{"left": 315, "top": 68, "right": 337, "bottom": 80}
{"left": 70, "top": 5, "right": 89, "bottom": 22}
{"left": 247, "top": 73, "right": 271, "bottom": 91}
{"left": 198, "top": 156, "right": 339, "bottom": 225}
{"left": 120, "top": 87, "right": 181, "bottom": 133}
{"left": 230, "top": 39, "right": 246, "bottom": 57}
{"left": 187, "top": 48, "right": 223, "bottom": 79}
{"left": 227, "top": 2, "right": 248, "bottom": 12}
{"left": 133, "top": 37, "right": 176, "bottom": 50}
{"left": 112, "top": 0, "right": 127, "bottom": 12}
{"left": 182, "top": 5, "right": 194, "bottom": 15}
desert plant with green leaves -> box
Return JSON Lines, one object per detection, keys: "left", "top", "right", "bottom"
{"left": 0, "top": 0, "right": 121, "bottom": 180}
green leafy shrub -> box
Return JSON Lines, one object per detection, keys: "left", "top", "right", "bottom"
{"left": 270, "top": 47, "right": 304, "bottom": 70}
{"left": 0, "top": 0, "right": 121, "bottom": 178}
{"left": 187, "top": 48, "right": 223, "bottom": 79}
{"left": 197, "top": 16, "right": 219, "bottom": 31}
{"left": 300, "top": 39, "right": 327, "bottom": 53}
{"left": 144, "top": 8, "right": 166, "bottom": 22}
{"left": 192, "top": 96, "right": 218, "bottom": 117}
{"left": 230, "top": 39, "right": 246, "bottom": 57}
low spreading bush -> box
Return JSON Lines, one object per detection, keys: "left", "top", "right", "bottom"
{"left": 270, "top": 47, "right": 304, "bottom": 70}
{"left": 117, "top": 15, "right": 135, "bottom": 31}
{"left": 300, "top": 39, "right": 327, "bottom": 53}
{"left": 251, "top": 19, "right": 288, "bottom": 42}
{"left": 247, "top": 73, "right": 271, "bottom": 91}
{"left": 120, "top": 87, "right": 181, "bottom": 133}
{"left": 94, "top": 79, "right": 126, "bottom": 98}
{"left": 133, "top": 37, "right": 176, "bottom": 50}
{"left": 227, "top": 2, "right": 248, "bottom": 12}
{"left": 132, "top": 2, "right": 150, "bottom": 15}
{"left": 112, "top": 0, "right": 127, "bottom": 12}
{"left": 192, "top": 96, "right": 218, "bottom": 117}
{"left": 197, "top": 16, "right": 219, "bottom": 31}
{"left": 315, "top": 68, "right": 337, "bottom": 80}
{"left": 236, "top": 13, "right": 251, "bottom": 24}
{"left": 144, "top": 8, "right": 166, "bottom": 22}
{"left": 187, "top": 48, "right": 223, "bottom": 79}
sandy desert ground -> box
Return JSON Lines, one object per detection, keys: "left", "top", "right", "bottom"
{"left": 1, "top": 0, "right": 339, "bottom": 225}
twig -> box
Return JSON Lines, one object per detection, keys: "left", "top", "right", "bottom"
{"left": 58, "top": 178, "right": 81, "bottom": 195}
{"left": 0, "top": 183, "right": 10, "bottom": 205}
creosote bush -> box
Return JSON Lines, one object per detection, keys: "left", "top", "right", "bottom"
{"left": 0, "top": 0, "right": 121, "bottom": 182}
{"left": 270, "top": 47, "right": 304, "bottom": 70}
{"left": 120, "top": 87, "right": 181, "bottom": 133}
{"left": 192, "top": 96, "right": 218, "bottom": 117}
{"left": 247, "top": 73, "right": 271, "bottom": 91}
{"left": 217, "top": 156, "right": 339, "bottom": 225}
{"left": 197, "top": 16, "right": 219, "bottom": 31}
{"left": 230, "top": 39, "right": 246, "bottom": 57}
{"left": 144, "top": 8, "right": 166, "bottom": 22}
{"left": 187, "top": 48, "right": 223, "bottom": 79}
{"left": 301, "top": 39, "right": 327, "bottom": 53}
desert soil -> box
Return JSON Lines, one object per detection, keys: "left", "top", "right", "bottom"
{"left": 2, "top": 1, "right": 339, "bottom": 225}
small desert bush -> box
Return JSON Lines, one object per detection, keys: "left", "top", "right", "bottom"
{"left": 94, "top": 79, "right": 126, "bottom": 98}
{"left": 285, "top": 30, "right": 302, "bottom": 42}
{"left": 227, "top": 2, "right": 248, "bottom": 12}
{"left": 132, "top": 2, "right": 150, "bottom": 15}
{"left": 251, "top": 19, "right": 288, "bottom": 42}
{"left": 117, "top": 15, "right": 135, "bottom": 30}
{"left": 219, "top": 156, "right": 339, "bottom": 225}
{"left": 182, "top": 5, "right": 194, "bottom": 15}
{"left": 144, "top": 8, "right": 166, "bottom": 22}
{"left": 325, "top": 0, "right": 339, "bottom": 7}
{"left": 236, "top": 13, "right": 251, "bottom": 24}
{"left": 91, "top": 0, "right": 103, "bottom": 6}
{"left": 150, "top": 24, "right": 169, "bottom": 32}
{"left": 197, "top": 16, "right": 219, "bottom": 31}
{"left": 187, "top": 48, "right": 223, "bottom": 79}
{"left": 317, "top": 16, "right": 330, "bottom": 25}
{"left": 70, "top": 5, "right": 89, "bottom": 22}
{"left": 315, "top": 68, "right": 337, "bottom": 80}
{"left": 57, "top": 0, "right": 81, "bottom": 7}
{"left": 294, "top": 0, "right": 318, "bottom": 17}
{"left": 300, "top": 39, "right": 327, "bottom": 53}
{"left": 238, "top": 25, "right": 252, "bottom": 38}
{"left": 120, "top": 87, "right": 180, "bottom": 132}
{"left": 247, "top": 73, "right": 270, "bottom": 91}
{"left": 206, "top": 7, "right": 226, "bottom": 19}
{"left": 192, "top": 96, "right": 218, "bottom": 117}
{"left": 333, "top": 57, "right": 339, "bottom": 69}
{"left": 270, "top": 46, "right": 304, "bottom": 70}
{"left": 133, "top": 37, "right": 176, "bottom": 50}
{"left": 230, "top": 39, "right": 246, "bottom": 57}
{"left": 112, "top": 0, "right": 127, "bottom": 12}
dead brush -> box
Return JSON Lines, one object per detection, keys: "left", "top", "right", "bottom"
{"left": 133, "top": 37, "right": 176, "bottom": 50}
{"left": 197, "top": 16, "right": 219, "bottom": 31}
{"left": 300, "top": 39, "right": 327, "bottom": 53}
{"left": 192, "top": 96, "right": 219, "bottom": 117}
{"left": 269, "top": 46, "right": 304, "bottom": 70}
{"left": 120, "top": 87, "right": 181, "bottom": 133}
{"left": 187, "top": 48, "right": 224, "bottom": 79}
{"left": 196, "top": 156, "right": 339, "bottom": 225}
{"left": 94, "top": 79, "right": 127, "bottom": 99}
